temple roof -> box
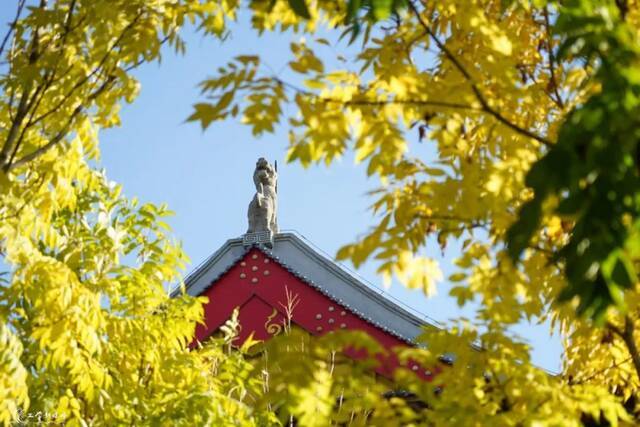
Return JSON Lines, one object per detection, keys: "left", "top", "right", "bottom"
{"left": 179, "top": 232, "right": 438, "bottom": 343}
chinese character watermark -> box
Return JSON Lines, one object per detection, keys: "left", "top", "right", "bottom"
{"left": 13, "top": 409, "right": 65, "bottom": 425}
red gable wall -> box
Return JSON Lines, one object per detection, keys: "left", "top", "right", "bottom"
{"left": 194, "top": 247, "right": 436, "bottom": 381}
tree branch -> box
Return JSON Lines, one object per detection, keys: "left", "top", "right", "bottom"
{"left": 543, "top": 7, "right": 565, "bottom": 109}
{"left": 571, "top": 355, "right": 633, "bottom": 385}
{"left": 0, "top": 0, "right": 26, "bottom": 60}
{"left": 0, "top": 173, "right": 46, "bottom": 222}
{"left": 3, "top": 10, "right": 142, "bottom": 172}
{"left": 7, "top": 80, "right": 50, "bottom": 166}
{"left": 607, "top": 316, "right": 640, "bottom": 381}
{"left": 0, "top": 0, "right": 49, "bottom": 171}
{"left": 407, "top": 0, "right": 553, "bottom": 148}
{"left": 0, "top": 81, "right": 33, "bottom": 170}
{"left": 605, "top": 321, "right": 623, "bottom": 338}
{"left": 622, "top": 316, "right": 640, "bottom": 381}
{"left": 7, "top": 75, "right": 116, "bottom": 172}
{"left": 5, "top": 0, "right": 79, "bottom": 168}
{"left": 273, "top": 76, "right": 479, "bottom": 112}
{"left": 7, "top": 106, "right": 81, "bottom": 171}
{"left": 615, "top": 0, "right": 629, "bottom": 21}
{"left": 415, "top": 213, "right": 487, "bottom": 225}
{"left": 2, "top": 8, "right": 176, "bottom": 173}
{"left": 334, "top": 97, "right": 477, "bottom": 111}
{"left": 28, "top": 11, "right": 143, "bottom": 129}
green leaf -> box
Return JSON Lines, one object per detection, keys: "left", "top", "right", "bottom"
{"left": 346, "top": 0, "right": 362, "bottom": 21}
{"left": 287, "top": 0, "right": 311, "bottom": 19}
{"left": 507, "top": 200, "right": 542, "bottom": 260}
{"left": 602, "top": 250, "right": 636, "bottom": 293}
{"left": 371, "top": 0, "right": 393, "bottom": 20}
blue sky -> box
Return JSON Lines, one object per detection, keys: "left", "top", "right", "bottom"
{"left": 1, "top": 4, "right": 562, "bottom": 372}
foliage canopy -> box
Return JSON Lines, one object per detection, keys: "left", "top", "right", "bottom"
{"left": 2, "top": 0, "right": 640, "bottom": 425}
{"left": 0, "top": 1, "right": 273, "bottom": 425}
{"left": 190, "top": 0, "right": 640, "bottom": 425}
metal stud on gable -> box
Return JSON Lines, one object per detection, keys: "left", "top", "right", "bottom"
{"left": 252, "top": 243, "right": 413, "bottom": 343}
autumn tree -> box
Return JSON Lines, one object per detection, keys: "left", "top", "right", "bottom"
{"left": 189, "top": 0, "right": 640, "bottom": 425}
{"left": 3, "top": 0, "right": 640, "bottom": 425}
{"left": 0, "top": 1, "right": 276, "bottom": 425}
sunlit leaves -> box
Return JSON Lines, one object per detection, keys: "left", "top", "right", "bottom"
{"left": 193, "top": 0, "right": 640, "bottom": 424}
{"left": 0, "top": 324, "right": 28, "bottom": 426}
{"left": 508, "top": 0, "right": 640, "bottom": 321}
{"left": 289, "top": 41, "right": 324, "bottom": 74}
{"left": 0, "top": 1, "right": 277, "bottom": 425}
{"left": 4, "top": 0, "right": 640, "bottom": 424}
{"left": 188, "top": 55, "right": 289, "bottom": 136}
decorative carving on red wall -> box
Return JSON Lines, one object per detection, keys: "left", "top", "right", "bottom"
{"left": 193, "top": 247, "right": 439, "bottom": 381}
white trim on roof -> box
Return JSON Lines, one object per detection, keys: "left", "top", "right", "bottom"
{"left": 176, "top": 232, "right": 440, "bottom": 343}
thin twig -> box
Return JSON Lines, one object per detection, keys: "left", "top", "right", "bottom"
{"left": 123, "top": 33, "right": 173, "bottom": 73}
{"left": 6, "top": 0, "right": 79, "bottom": 167}
{"left": 333, "top": 97, "right": 477, "bottom": 111}
{"left": 7, "top": 81, "right": 50, "bottom": 166}
{"left": 8, "top": 75, "right": 116, "bottom": 171}
{"left": 274, "top": 76, "right": 478, "bottom": 112}
{"left": 608, "top": 316, "right": 640, "bottom": 381}
{"left": 0, "top": 82, "right": 33, "bottom": 169}
{"left": 543, "top": 7, "right": 565, "bottom": 109}
{"left": 0, "top": 173, "right": 47, "bottom": 222}
{"left": 571, "top": 354, "right": 633, "bottom": 385}
{"left": 29, "top": 11, "right": 143, "bottom": 129}
{"left": 0, "top": 0, "right": 48, "bottom": 170}
{"left": 606, "top": 321, "right": 623, "bottom": 338}
{"left": 5, "top": 10, "right": 173, "bottom": 172}
{"left": 0, "top": 0, "right": 26, "bottom": 59}
{"left": 415, "top": 213, "right": 488, "bottom": 224}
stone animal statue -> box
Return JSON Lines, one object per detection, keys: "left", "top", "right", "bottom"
{"left": 247, "top": 157, "right": 278, "bottom": 234}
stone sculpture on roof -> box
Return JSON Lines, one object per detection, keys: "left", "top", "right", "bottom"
{"left": 247, "top": 157, "right": 278, "bottom": 237}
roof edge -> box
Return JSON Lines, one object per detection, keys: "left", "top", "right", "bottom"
{"left": 273, "top": 232, "right": 439, "bottom": 331}
{"left": 172, "top": 231, "right": 441, "bottom": 341}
